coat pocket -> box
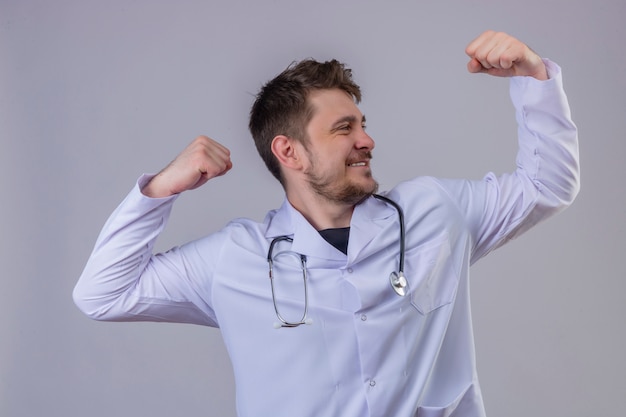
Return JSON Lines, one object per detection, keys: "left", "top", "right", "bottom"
{"left": 405, "top": 234, "right": 457, "bottom": 315}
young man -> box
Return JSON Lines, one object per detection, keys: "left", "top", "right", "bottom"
{"left": 74, "top": 31, "right": 579, "bottom": 416}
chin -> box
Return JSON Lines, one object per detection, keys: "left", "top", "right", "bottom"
{"left": 340, "top": 180, "right": 379, "bottom": 205}
{"left": 307, "top": 171, "right": 379, "bottom": 205}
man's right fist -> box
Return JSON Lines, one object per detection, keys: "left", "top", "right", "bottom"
{"left": 142, "top": 135, "right": 233, "bottom": 198}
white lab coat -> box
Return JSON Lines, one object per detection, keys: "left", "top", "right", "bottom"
{"left": 74, "top": 60, "right": 579, "bottom": 417}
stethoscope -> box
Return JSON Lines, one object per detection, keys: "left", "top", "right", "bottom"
{"left": 267, "top": 194, "right": 407, "bottom": 329}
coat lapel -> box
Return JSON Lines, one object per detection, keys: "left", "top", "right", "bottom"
{"left": 347, "top": 196, "right": 397, "bottom": 263}
{"left": 264, "top": 196, "right": 397, "bottom": 264}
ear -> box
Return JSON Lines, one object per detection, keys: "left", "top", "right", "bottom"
{"left": 271, "top": 135, "right": 303, "bottom": 171}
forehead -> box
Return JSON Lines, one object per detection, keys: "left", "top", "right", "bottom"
{"left": 307, "top": 89, "right": 362, "bottom": 123}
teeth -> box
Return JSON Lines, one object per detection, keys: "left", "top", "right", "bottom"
{"left": 349, "top": 162, "right": 366, "bottom": 167}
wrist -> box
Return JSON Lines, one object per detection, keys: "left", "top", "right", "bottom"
{"left": 141, "top": 175, "right": 175, "bottom": 198}
{"left": 531, "top": 65, "right": 549, "bottom": 81}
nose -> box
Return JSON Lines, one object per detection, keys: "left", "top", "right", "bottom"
{"left": 355, "top": 128, "right": 375, "bottom": 151}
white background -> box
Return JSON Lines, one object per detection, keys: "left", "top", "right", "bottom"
{"left": 2, "top": 1, "right": 625, "bottom": 416}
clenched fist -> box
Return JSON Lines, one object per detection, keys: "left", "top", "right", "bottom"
{"left": 142, "top": 135, "right": 233, "bottom": 198}
{"left": 465, "top": 30, "right": 548, "bottom": 81}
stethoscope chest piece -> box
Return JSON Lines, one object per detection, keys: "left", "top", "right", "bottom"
{"left": 390, "top": 271, "right": 408, "bottom": 297}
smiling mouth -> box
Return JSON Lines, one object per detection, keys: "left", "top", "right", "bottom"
{"left": 347, "top": 151, "right": 373, "bottom": 167}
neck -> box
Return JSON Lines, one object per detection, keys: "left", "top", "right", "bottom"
{"left": 286, "top": 190, "right": 356, "bottom": 231}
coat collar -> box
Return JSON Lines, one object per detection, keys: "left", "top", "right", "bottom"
{"left": 263, "top": 195, "right": 397, "bottom": 263}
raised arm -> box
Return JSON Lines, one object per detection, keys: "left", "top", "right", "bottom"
{"left": 456, "top": 31, "right": 579, "bottom": 261}
{"left": 73, "top": 136, "right": 232, "bottom": 325}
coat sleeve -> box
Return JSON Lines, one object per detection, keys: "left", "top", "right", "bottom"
{"left": 437, "top": 59, "right": 580, "bottom": 264}
{"left": 72, "top": 174, "right": 220, "bottom": 326}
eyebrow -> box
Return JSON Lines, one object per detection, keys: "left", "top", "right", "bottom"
{"left": 330, "top": 114, "right": 367, "bottom": 131}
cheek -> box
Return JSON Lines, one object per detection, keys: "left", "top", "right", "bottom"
{"left": 313, "top": 151, "right": 343, "bottom": 171}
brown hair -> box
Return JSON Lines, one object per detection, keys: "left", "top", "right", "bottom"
{"left": 248, "top": 59, "right": 362, "bottom": 185}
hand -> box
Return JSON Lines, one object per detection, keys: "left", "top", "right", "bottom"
{"left": 465, "top": 30, "right": 548, "bottom": 80}
{"left": 142, "top": 135, "right": 233, "bottom": 198}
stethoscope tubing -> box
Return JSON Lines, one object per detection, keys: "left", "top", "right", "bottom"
{"left": 372, "top": 194, "right": 405, "bottom": 275}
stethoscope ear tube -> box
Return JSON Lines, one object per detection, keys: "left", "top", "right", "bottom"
{"left": 268, "top": 236, "right": 312, "bottom": 328}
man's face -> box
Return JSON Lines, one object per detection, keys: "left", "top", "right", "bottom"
{"left": 300, "top": 88, "right": 378, "bottom": 205}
